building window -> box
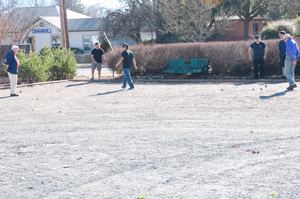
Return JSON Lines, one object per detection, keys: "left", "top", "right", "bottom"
{"left": 263, "top": 23, "right": 268, "bottom": 28}
{"left": 25, "top": 37, "right": 32, "bottom": 44}
{"left": 40, "top": 22, "right": 44, "bottom": 27}
{"left": 52, "top": 36, "right": 61, "bottom": 48}
{"left": 253, "top": 24, "right": 259, "bottom": 35}
{"left": 83, "top": 35, "right": 99, "bottom": 52}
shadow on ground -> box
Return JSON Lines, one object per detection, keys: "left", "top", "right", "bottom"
{"left": 260, "top": 90, "right": 293, "bottom": 99}
{"left": 65, "top": 82, "right": 92, "bottom": 87}
{"left": 91, "top": 89, "right": 125, "bottom": 96}
{"left": 0, "top": 96, "right": 13, "bottom": 99}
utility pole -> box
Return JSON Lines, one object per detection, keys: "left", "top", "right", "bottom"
{"left": 59, "top": 0, "right": 70, "bottom": 49}
{"left": 62, "top": 0, "right": 70, "bottom": 49}
{"left": 59, "top": 0, "right": 66, "bottom": 48}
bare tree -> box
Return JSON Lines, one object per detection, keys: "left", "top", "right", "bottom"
{"left": 160, "top": 0, "right": 235, "bottom": 42}
{"left": 0, "top": 1, "right": 41, "bottom": 45}
{"left": 225, "top": 0, "right": 283, "bottom": 40}
{"left": 100, "top": 0, "right": 153, "bottom": 44}
{"left": 22, "top": 0, "right": 47, "bottom": 7}
{"left": 85, "top": 3, "right": 104, "bottom": 18}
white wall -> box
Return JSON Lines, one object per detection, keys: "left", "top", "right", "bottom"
{"left": 27, "top": 20, "right": 100, "bottom": 54}
{"left": 69, "top": 31, "right": 100, "bottom": 53}
{"left": 141, "top": 32, "right": 156, "bottom": 41}
{"left": 26, "top": 18, "right": 157, "bottom": 53}
{"left": 27, "top": 19, "right": 61, "bottom": 52}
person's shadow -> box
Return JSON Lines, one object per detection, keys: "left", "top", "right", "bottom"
{"left": 260, "top": 90, "right": 293, "bottom": 99}
{"left": 0, "top": 96, "right": 11, "bottom": 99}
{"left": 91, "top": 89, "right": 125, "bottom": 96}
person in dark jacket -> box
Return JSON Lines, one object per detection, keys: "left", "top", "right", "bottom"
{"left": 279, "top": 31, "right": 286, "bottom": 78}
{"left": 248, "top": 35, "right": 268, "bottom": 79}
{"left": 5, "top": 45, "right": 20, "bottom": 96}
{"left": 115, "top": 44, "right": 138, "bottom": 89}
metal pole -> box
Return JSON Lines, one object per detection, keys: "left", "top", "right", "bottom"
{"left": 104, "top": 32, "right": 114, "bottom": 52}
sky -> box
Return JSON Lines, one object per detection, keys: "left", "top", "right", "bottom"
{"left": 44, "top": 0, "right": 121, "bottom": 9}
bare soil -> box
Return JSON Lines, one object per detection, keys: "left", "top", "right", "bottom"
{"left": 0, "top": 81, "right": 299, "bottom": 199}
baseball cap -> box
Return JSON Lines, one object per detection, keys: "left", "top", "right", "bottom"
{"left": 122, "top": 44, "right": 129, "bottom": 48}
{"left": 283, "top": 34, "right": 292, "bottom": 40}
{"left": 95, "top": 42, "right": 99, "bottom": 45}
{"left": 255, "top": 35, "right": 260, "bottom": 39}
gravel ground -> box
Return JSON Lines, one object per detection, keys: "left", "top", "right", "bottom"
{"left": 0, "top": 81, "right": 300, "bottom": 199}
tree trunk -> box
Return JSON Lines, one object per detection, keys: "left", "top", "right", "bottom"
{"left": 156, "top": 1, "right": 162, "bottom": 43}
{"left": 243, "top": 19, "right": 250, "bottom": 41}
{"left": 243, "top": 0, "right": 251, "bottom": 41}
{"left": 136, "top": 28, "right": 142, "bottom": 44}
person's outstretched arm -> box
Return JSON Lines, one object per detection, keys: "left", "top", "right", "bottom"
{"left": 248, "top": 47, "right": 252, "bottom": 61}
{"left": 132, "top": 58, "right": 138, "bottom": 70}
{"left": 264, "top": 47, "right": 268, "bottom": 60}
{"left": 115, "top": 57, "right": 124, "bottom": 68}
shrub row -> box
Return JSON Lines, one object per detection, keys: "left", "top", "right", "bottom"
{"left": 17, "top": 46, "right": 77, "bottom": 82}
{"left": 106, "top": 38, "right": 300, "bottom": 77}
{"left": 261, "top": 20, "right": 299, "bottom": 40}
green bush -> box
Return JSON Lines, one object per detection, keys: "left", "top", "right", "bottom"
{"left": 143, "top": 32, "right": 189, "bottom": 45}
{"left": 261, "top": 27, "right": 279, "bottom": 40}
{"left": 16, "top": 46, "right": 77, "bottom": 82}
{"left": 40, "top": 46, "right": 61, "bottom": 55}
{"left": 84, "top": 55, "right": 92, "bottom": 63}
{"left": 1, "top": 62, "right": 7, "bottom": 76}
{"left": 261, "top": 20, "right": 297, "bottom": 40}
{"left": 45, "top": 47, "right": 77, "bottom": 80}
{"left": 18, "top": 50, "right": 49, "bottom": 83}
{"left": 70, "top": 47, "right": 84, "bottom": 54}
{"left": 101, "top": 40, "right": 110, "bottom": 53}
{"left": 293, "top": 17, "right": 300, "bottom": 36}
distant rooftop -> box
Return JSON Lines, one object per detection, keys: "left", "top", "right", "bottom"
{"left": 40, "top": 17, "right": 102, "bottom": 31}
{"left": 13, "top": 6, "right": 90, "bottom": 19}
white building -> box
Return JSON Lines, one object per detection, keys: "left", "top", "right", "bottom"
{"left": 14, "top": 6, "right": 156, "bottom": 54}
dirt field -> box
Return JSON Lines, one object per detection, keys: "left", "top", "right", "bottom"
{"left": 0, "top": 81, "right": 299, "bottom": 199}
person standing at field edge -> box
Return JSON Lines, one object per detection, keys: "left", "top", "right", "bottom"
{"left": 91, "top": 42, "right": 105, "bottom": 80}
{"left": 5, "top": 45, "right": 20, "bottom": 97}
{"left": 115, "top": 44, "right": 138, "bottom": 90}
{"left": 248, "top": 35, "right": 268, "bottom": 79}
{"left": 283, "top": 34, "right": 299, "bottom": 90}
{"left": 279, "top": 31, "right": 286, "bottom": 79}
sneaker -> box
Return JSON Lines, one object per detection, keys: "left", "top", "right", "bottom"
{"left": 128, "top": 87, "right": 135, "bottom": 90}
{"left": 291, "top": 84, "right": 297, "bottom": 88}
{"left": 10, "top": 94, "right": 19, "bottom": 97}
{"left": 90, "top": 77, "right": 94, "bottom": 80}
{"left": 121, "top": 86, "right": 126, "bottom": 89}
{"left": 286, "top": 86, "right": 294, "bottom": 90}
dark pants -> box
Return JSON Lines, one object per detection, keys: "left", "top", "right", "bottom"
{"left": 279, "top": 56, "right": 285, "bottom": 68}
{"left": 253, "top": 59, "right": 264, "bottom": 78}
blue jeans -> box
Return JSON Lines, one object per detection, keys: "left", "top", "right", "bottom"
{"left": 123, "top": 68, "right": 134, "bottom": 88}
{"left": 284, "top": 55, "right": 296, "bottom": 86}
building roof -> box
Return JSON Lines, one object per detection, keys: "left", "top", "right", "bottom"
{"left": 216, "top": 15, "right": 272, "bottom": 21}
{"left": 68, "top": 18, "right": 103, "bottom": 31}
{"left": 41, "top": 17, "right": 103, "bottom": 32}
{"left": 13, "top": 6, "right": 90, "bottom": 19}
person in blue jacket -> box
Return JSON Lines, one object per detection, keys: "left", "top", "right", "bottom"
{"left": 283, "top": 34, "right": 299, "bottom": 90}
{"left": 5, "top": 45, "right": 20, "bottom": 96}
